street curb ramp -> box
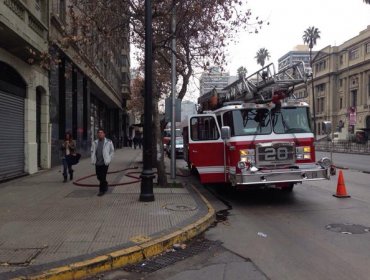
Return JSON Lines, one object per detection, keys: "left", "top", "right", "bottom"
{"left": 13, "top": 185, "right": 215, "bottom": 280}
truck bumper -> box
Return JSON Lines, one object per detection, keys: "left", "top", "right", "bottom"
{"left": 229, "top": 165, "right": 330, "bottom": 186}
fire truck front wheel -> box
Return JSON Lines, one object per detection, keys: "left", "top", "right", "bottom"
{"left": 281, "top": 183, "right": 295, "bottom": 192}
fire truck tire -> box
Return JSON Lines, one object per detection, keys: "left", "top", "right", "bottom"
{"left": 189, "top": 165, "right": 199, "bottom": 176}
{"left": 282, "top": 183, "right": 295, "bottom": 192}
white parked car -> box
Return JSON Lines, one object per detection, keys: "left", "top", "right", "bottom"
{"left": 167, "top": 137, "right": 184, "bottom": 158}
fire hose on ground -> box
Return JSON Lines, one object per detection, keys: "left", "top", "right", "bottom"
{"left": 73, "top": 166, "right": 191, "bottom": 187}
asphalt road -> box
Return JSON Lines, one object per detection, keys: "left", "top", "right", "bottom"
{"left": 205, "top": 169, "right": 370, "bottom": 280}
{"left": 87, "top": 156, "right": 370, "bottom": 280}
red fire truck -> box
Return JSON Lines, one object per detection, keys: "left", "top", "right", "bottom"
{"left": 182, "top": 62, "right": 333, "bottom": 191}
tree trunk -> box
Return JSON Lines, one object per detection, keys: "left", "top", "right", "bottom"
{"left": 153, "top": 97, "right": 168, "bottom": 187}
{"left": 177, "top": 68, "right": 192, "bottom": 100}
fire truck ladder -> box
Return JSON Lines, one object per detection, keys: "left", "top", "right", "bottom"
{"left": 221, "top": 61, "right": 312, "bottom": 104}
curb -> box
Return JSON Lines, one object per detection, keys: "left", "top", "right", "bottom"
{"left": 13, "top": 184, "right": 215, "bottom": 280}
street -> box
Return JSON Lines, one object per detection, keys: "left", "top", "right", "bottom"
{"left": 204, "top": 153, "right": 370, "bottom": 279}
{"left": 204, "top": 152, "right": 370, "bottom": 279}
{"left": 317, "top": 151, "right": 370, "bottom": 173}
{"left": 205, "top": 170, "right": 370, "bottom": 280}
{"left": 2, "top": 1, "right": 370, "bottom": 279}
{"left": 95, "top": 154, "right": 370, "bottom": 280}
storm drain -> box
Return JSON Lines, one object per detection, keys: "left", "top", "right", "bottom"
{"left": 123, "top": 238, "right": 221, "bottom": 273}
{"left": 0, "top": 248, "right": 43, "bottom": 266}
{"left": 326, "top": 223, "right": 370, "bottom": 234}
{"left": 164, "top": 203, "right": 197, "bottom": 211}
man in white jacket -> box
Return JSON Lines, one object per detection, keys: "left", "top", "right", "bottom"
{"left": 91, "top": 128, "right": 115, "bottom": 196}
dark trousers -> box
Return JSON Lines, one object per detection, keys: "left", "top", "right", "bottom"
{"left": 96, "top": 165, "right": 109, "bottom": 192}
{"left": 62, "top": 158, "right": 73, "bottom": 177}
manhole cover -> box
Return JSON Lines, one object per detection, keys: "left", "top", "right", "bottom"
{"left": 326, "top": 223, "right": 370, "bottom": 234}
{"left": 164, "top": 203, "right": 197, "bottom": 211}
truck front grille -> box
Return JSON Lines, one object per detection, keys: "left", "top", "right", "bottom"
{"left": 256, "top": 142, "right": 295, "bottom": 167}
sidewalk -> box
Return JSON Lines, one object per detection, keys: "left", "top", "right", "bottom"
{"left": 0, "top": 147, "right": 214, "bottom": 279}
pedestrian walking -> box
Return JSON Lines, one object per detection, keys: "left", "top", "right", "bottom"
{"left": 128, "top": 136, "right": 133, "bottom": 148}
{"left": 61, "top": 132, "right": 76, "bottom": 183}
{"left": 138, "top": 133, "right": 143, "bottom": 149}
{"left": 91, "top": 128, "right": 115, "bottom": 196}
{"left": 133, "top": 135, "right": 138, "bottom": 149}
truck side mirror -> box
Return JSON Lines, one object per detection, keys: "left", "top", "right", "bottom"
{"left": 221, "top": 126, "right": 231, "bottom": 140}
{"left": 322, "top": 121, "right": 332, "bottom": 135}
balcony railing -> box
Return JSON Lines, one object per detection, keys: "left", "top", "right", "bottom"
{"left": 3, "top": 0, "right": 48, "bottom": 42}
{"left": 121, "top": 85, "right": 130, "bottom": 99}
{"left": 4, "top": 0, "right": 25, "bottom": 20}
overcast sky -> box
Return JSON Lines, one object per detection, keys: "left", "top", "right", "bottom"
{"left": 132, "top": 1, "right": 370, "bottom": 101}
{"left": 227, "top": 0, "right": 370, "bottom": 76}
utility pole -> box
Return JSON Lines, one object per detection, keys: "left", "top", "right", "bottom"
{"left": 170, "top": 2, "right": 176, "bottom": 179}
{"left": 310, "top": 53, "right": 317, "bottom": 140}
{"left": 140, "top": 0, "right": 155, "bottom": 202}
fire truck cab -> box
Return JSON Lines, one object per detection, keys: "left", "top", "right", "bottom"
{"left": 182, "top": 62, "right": 332, "bottom": 190}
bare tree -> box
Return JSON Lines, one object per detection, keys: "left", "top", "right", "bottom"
{"left": 65, "top": 0, "right": 266, "bottom": 186}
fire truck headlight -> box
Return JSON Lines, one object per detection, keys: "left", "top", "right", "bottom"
{"left": 240, "top": 149, "right": 255, "bottom": 163}
{"left": 318, "top": 157, "right": 331, "bottom": 169}
{"left": 238, "top": 161, "right": 247, "bottom": 169}
{"left": 296, "top": 146, "right": 311, "bottom": 160}
{"left": 303, "top": 154, "right": 311, "bottom": 159}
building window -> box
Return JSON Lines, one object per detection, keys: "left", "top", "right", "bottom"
{"left": 315, "top": 60, "right": 326, "bottom": 72}
{"left": 339, "top": 79, "right": 343, "bottom": 88}
{"left": 59, "top": 0, "right": 66, "bottom": 23}
{"left": 351, "top": 90, "right": 357, "bottom": 107}
{"left": 316, "top": 83, "right": 325, "bottom": 93}
{"left": 35, "top": 0, "right": 40, "bottom": 10}
{"left": 339, "top": 55, "right": 344, "bottom": 65}
{"left": 317, "top": 97, "right": 325, "bottom": 114}
{"left": 366, "top": 42, "right": 370, "bottom": 54}
{"left": 349, "top": 48, "right": 359, "bottom": 60}
{"left": 339, "top": 97, "right": 343, "bottom": 109}
{"left": 351, "top": 76, "right": 359, "bottom": 86}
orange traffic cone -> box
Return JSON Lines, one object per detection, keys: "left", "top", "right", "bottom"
{"left": 333, "top": 170, "right": 350, "bottom": 198}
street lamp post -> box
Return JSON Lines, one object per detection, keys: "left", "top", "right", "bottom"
{"left": 311, "top": 61, "right": 317, "bottom": 139}
{"left": 347, "top": 50, "right": 353, "bottom": 134}
{"left": 170, "top": 3, "right": 176, "bottom": 179}
{"left": 140, "top": 0, "right": 155, "bottom": 202}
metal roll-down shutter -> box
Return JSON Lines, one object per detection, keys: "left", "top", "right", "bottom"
{"left": 0, "top": 90, "right": 25, "bottom": 181}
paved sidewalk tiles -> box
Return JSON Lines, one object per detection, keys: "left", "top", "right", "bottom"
{"left": 0, "top": 148, "right": 215, "bottom": 279}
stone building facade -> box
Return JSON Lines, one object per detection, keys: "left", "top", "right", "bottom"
{"left": 49, "top": 0, "right": 130, "bottom": 167}
{"left": 199, "top": 67, "right": 231, "bottom": 97}
{"left": 0, "top": 0, "right": 130, "bottom": 180}
{"left": 294, "top": 26, "right": 370, "bottom": 136}
{"left": 0, "top": 0, "right": 50, "bottom": 180}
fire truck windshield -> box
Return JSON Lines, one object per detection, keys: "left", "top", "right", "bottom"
{"left": 223, "top": 108, "right": 272, "bottom": 136}
{"left": 272, "top": 107, "right": 312, "bottom": 134}
{"left": 223, "top": 107, "right": 312, "bottom": 136}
